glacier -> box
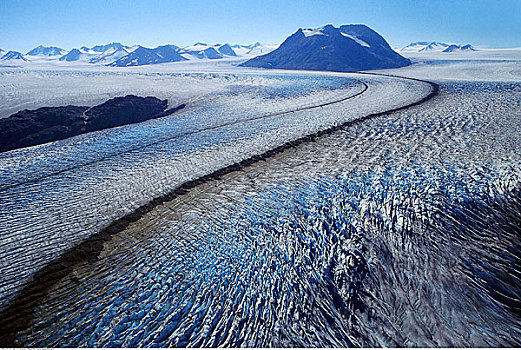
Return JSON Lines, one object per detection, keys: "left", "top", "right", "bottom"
{"left": 0, "top": 55, "right": 520, "bottom": 346}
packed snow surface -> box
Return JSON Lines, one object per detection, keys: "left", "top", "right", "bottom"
{"left": 340, "top": 32, "right": 370, "bottom": 47}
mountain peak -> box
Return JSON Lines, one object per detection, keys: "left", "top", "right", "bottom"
{"left": 108, "top": 45, "right": 187, "bottom": 67}
{"left": 401, "top": 41, "right": 477, "bottom": 53}
{"left": 240, "top": 24, "right": 410, "bottom": 72}
{"left": 91, "top": 42, "right": 124, "bottom": 52}
{"left": 1, "top": 51, "right": 28, "bottom": 61}
{"left": 217, "top": 43, "right": 236, "bottom": 57}
{"left": 59, "top": 48, "right": 83, "bottom": 61}
{"left": 26, "top": 45, "right": 65, "bottom": 56}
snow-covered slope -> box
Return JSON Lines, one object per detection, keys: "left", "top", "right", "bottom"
{"left": 53, "top": 43, "right": 137, "bottom": 64}
{"left": 2, "top": 41, "right": 277, "bottom": 67}
{"left": 232, "top": 42, "right": 278, "bottom": 56}
{"left": 442, "top": 44, "right": 476, "bottom": 52}
{"left": 108, "top": 45, "right": 187, "bottom": 67}
{"left": 58, "top": 48, "right": 85, "bottom": 61}
{"left": 401, "top": 41, "right": 450, "bottom": 52}
{"left": 180, "top": 43, "right": 237, "bottom": 60}
{"left": 26, "top": 45, "right": 66, "bottom": 57}
{"left": 401, "top": 41, "right": 476, "bottom": 53}
{"left": 217, "top": 43, "right": 236, "bottom": 56}
{"left": 0, "top": 51, "right": 28, "bottom": 62}
{"left": 89, "top": 47, "right": 134, "bottom": 64}
{"left": 90, "top": 42, "right": 124, "bottom": 53}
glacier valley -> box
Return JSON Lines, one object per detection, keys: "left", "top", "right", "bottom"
{"left": 0, "top": 54, "right": 520, "bottom": 346}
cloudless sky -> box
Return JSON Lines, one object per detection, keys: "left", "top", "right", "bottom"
{"left": 1, "top": 0, "right": 520, "bottom": 52}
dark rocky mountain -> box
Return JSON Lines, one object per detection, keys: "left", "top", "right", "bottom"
{"left": 181, "top": 45, "right": 228, "bottom": 59}
{"left": 232, "top": 42, "right": 261, "bottom": 50}
{"left": 153, "top": 44, "right": 181, "bottom": 58}
{"left": 59, "top": 49, "right": 83, "bottom": 61}
{"left": 240, "top": 24, "right": 410, "bottom": 72}
{"left": 217, "top": 44, "right": 236, "bottom": 56}
{"left": 200, "top": 47, "right": 223, "bottom": 59}
{"left": 89, "top": 47, "right": 130, "bottom": 63}
{"left": 461, "top": 44, "right": 476, "bottom": 51}
{"left": 0, "top": 95, "right": 185, "bottom": 152}
{"left": 90, "top": 42, "right": 124, "bottom": 52}
{"left": 26, "top": 45, "right": 65, "bottom": 56}
{"left": 1, "top": 51, "right": 28, "bottom": 61}
{"left": 443, "top": 44, "right": 460, "bottom": 53}
{"left": 443, "top": 44, "right": 476, "bottom": 52}
{"left": 108, "top": 45, "right": 186, "bottom": 67}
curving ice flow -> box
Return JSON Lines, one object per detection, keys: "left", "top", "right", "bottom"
{"left": 2, "top": 69, "right": 520, "bottom": 347}
{"left": 0, "top": 71, "right": 432, "bottom": 309}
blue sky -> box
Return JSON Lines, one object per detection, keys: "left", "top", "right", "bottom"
{"left": 1, "top": 0, "right": 520, "bottom": 52}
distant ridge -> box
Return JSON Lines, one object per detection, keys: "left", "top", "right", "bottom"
{"left": 401, "top": 41, "right": 476, "bottom": 53}
{"left": 1, "top": 51, "right": 28, "bottom": 61}
{"left": 0, "top": 41, "right": 275, "bottom": 67}
{"left": 26, "top": 45, "right": 66, "bottom": 56}
{"left": 108, "top": 45, "right": 187, "bottom": 67}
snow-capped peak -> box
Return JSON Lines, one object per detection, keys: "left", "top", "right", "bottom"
{"left": 1, "top": 51, "right": 28, "bottom": 61}
{"left": 401, "top": 41, "right": 477, "bottom": 53}
{"left": 26, "top": 45, "right": 66, "bottom": 56}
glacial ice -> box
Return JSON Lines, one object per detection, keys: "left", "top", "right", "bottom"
{"left": 1, "top": 58, "right": 520, "bottom": 347}
{"left": 0, "top": 70, "right": 430, "bottom": 308}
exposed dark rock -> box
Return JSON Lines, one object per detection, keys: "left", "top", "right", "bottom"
{"left": 240, "top": 24, "right": 410, "bottom": 72}
{"left": 0, "top": 95, "right": 185, "bottom": 152}
{"left": 1, "top": 51, "right": 28, "bottom": 61}
{"left": 90, "top": 42, "right": 124, "bottom": 52}
{"left": 218, "top": 44, "right": 237, "bottom": 56}
{"left": 59, "top": 48, "right": 82, "bottom": 61}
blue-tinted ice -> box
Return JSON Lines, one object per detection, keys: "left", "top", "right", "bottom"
{"left": 1, "top": 72, "right": 520, "bottom": 347}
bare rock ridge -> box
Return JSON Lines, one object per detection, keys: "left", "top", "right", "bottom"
{"left": 0, "top": 95, "right": 186, "bottom": 152}
{"left": 240, "top": 24, "right": 410, "bottom": 72}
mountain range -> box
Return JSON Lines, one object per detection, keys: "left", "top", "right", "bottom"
{"left": 108, "top": 45, "right": 187, "bottom": 67}
{"left": 240, "top": 24, "right": 410, "bottom": 72}
{"left": 26, "top": 45, "right": 67, "bottom": 56}
{"left": 0, "top": 42, "right": 277, "bottom": 67}
{"left": 401, "top": 41, "right": 476, "bottom": 53}
{"left": 0, "top": 33, "right": 479, "bottom": 70}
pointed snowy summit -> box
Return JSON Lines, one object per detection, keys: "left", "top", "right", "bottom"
{"left": 1, "top": 51, "right": 28, "bottom": 61}
{"left": 59, "top": 49, "right": 84, "bottom": 61}
{"left": 217, "top": 44, "right": 236, "bottom": 57}
{"left": 401, "top": 41, "right": 477, "bottom": 53}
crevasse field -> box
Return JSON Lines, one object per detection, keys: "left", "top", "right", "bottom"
{"left": 1, "top": 53, "right": 521, "bottom": 346}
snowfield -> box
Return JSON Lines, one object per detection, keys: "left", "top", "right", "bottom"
{"left": 1, "top": 49, "right": 521, "bottom": 347}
